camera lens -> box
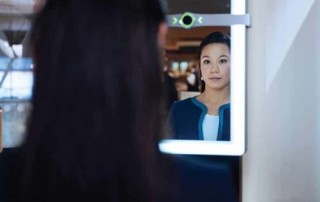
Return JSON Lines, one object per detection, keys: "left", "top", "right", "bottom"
{"left": 182, "top": 15, "right": 192, "bottom": 25}
{"left": 179, "top": 12, "right": 195, "bottom": 29}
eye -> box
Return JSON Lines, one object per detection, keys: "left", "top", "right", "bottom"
{"left": 219, "top": 58, "right": 228, "bottom": 64}
{"left": 202, "top": 59, "right": 210, "bottom": 64}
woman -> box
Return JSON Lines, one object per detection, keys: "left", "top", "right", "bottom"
{"left": 167, "top": 32, "right": 231, "bottom": 141}
{"left": 8, "top": 0, "right": 176, "bottom": 201}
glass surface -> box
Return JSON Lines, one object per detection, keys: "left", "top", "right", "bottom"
{"left": 0, "top": 101, "right": 31, "bottom": 148}
{"left": 160, "top": 0, "right": 247, "bottom": 156}
{"left": 163, "top": 27, "right": 231, "bottom": 141}
{"left": 0, "top": 57, "right": 33, "bottom": 148}
{"left": 0, "top": 57, "right": 33, "bottom": 100}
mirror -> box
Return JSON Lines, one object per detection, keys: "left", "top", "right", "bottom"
{"left": 159, "top": 0, "right": 248, "bottom": 156}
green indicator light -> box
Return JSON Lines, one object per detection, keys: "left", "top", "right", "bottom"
{"left": 179, "top": 12, "right": 195, "bottom": 29}
{"left": 172, "top": 17, "right": 178, "bottom": 25}
{"left": 198, "top": 16, "right": 203, "bottom": 24}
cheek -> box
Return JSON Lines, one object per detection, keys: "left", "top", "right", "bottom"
{"left": 200, "top": 65, "right": 210, "bottom": 73}
{"left": 226, "top": 66, "right": 231, "bottom": 74}
{"left": 222, "top": 65, "right": 231, "bottom": 78}
{"left": 200, "top": 65, "right": 206, "bottom": 75}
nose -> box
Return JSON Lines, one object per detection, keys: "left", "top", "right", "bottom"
{"left": 210, "top": 63, "right": 219, "bottom": 73}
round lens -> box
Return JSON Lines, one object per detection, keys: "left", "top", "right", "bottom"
{"left": 182, "top": 15, "right": 192, "bottom": 25}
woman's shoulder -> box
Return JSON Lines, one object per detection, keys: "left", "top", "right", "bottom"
{"left": 171, "top": 97, "right": 196, "bottom": 109}
{"left": 219, "top": 103, "right": 231, "bottom": 111}
{"left": 169, "top": 97, "right": 205, "bottom": 117}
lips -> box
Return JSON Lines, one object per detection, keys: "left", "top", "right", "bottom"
{"left": 209, "top": 77, "right": 221, "bottom": 80}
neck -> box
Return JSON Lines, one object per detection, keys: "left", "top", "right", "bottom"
{"left": 201, "top": 86, "right": 230, "bottom": 105}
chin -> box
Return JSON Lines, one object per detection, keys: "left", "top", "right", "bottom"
{"left": 207, "top": 84, "right": 229, "bottom": 91}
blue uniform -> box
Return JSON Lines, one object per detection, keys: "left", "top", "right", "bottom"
{"left": 167, "top": 97, "right": 230, "bottom": 141}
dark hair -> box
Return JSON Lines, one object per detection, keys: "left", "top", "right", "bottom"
{"left": 16, "top": 0, "right": 172, "bottom": 201}
{"left": 197, "top": 32, "right": 230, "bottom": 92}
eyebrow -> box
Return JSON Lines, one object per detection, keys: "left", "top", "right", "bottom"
{"left": 201, "top": 55, "right": 230, "bottom": 59}
{"left": 201, "top": 56, "right": 210, "bottom": 59}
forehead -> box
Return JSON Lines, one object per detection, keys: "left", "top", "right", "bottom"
{"left": 201, "top": 43, "right": 230, "bottom": 58}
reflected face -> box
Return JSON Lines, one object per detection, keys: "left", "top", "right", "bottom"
{"left": 200, "top": 43, "right": 230, "bottom": 91}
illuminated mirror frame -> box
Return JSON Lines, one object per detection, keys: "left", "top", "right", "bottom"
{"left": 159, "top": 0, "right": 250, "bottom": 156}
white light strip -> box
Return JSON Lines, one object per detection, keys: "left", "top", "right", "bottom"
{"left": 159, "top": 140, "right": 244, "bottom": 156}
{"left": 231, "top": 25, "right": 246, "bottom": 155}
{"left": 167, "top": 14, "right": 250, "bottom": 27}
{"left": 231, "top": 0, "right": 246, "bottom": 15}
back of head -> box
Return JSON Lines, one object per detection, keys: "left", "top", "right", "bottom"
{"left": 16, "top": 0, "right": 171, "bottom": 201}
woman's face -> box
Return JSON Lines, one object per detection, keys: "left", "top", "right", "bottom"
{"left": 200, "top": 43, "right": 230, "bottom": 91}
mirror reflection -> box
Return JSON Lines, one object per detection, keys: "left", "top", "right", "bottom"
{"left": 161, "top": 0, "right": 235, "bottom": 142}
{"left": 166, "top": 31, "right": 231, "bottom": 141}
{"left": 163, "top": 28, "right": 231, "bottom": 141}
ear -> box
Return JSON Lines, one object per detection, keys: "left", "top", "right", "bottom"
{"left": 157, "top": 22, "right": 168, "bottom": 49}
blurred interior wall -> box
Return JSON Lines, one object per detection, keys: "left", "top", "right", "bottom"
{"left": 243, "top": 0, "right": 320, "bottom": 201}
